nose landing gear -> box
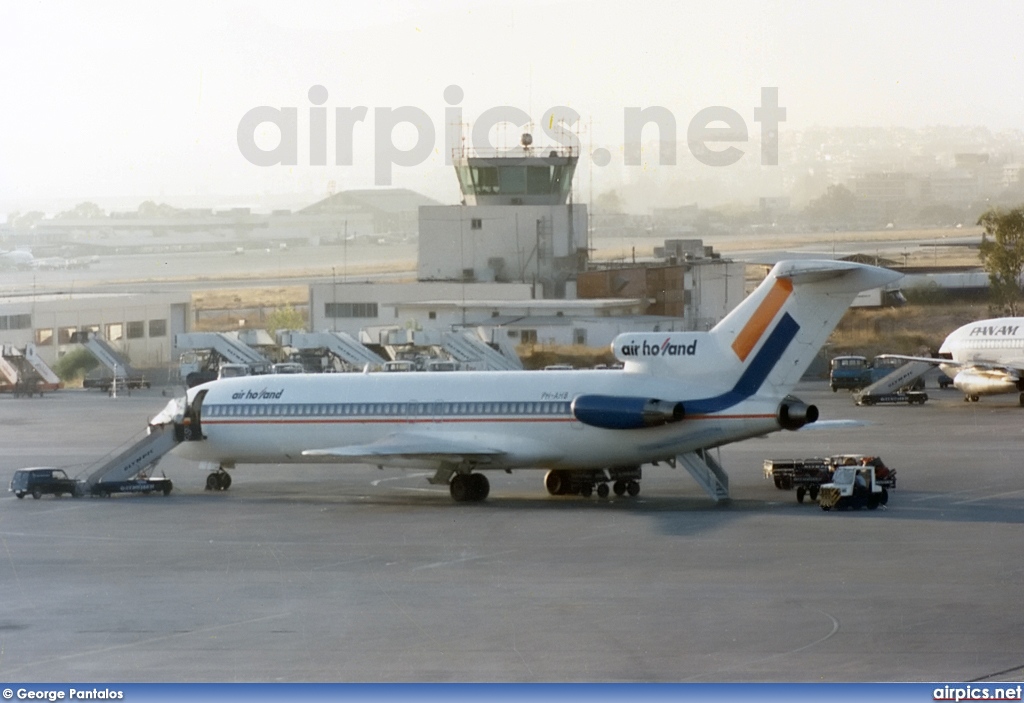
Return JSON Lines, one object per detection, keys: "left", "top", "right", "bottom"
{"left": 205, "top": 467, "right": 232, "bottom": 491}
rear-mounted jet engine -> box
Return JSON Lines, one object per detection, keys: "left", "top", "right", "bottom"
{"left": 571, "top": 395, "right": 684, "bottom": 430}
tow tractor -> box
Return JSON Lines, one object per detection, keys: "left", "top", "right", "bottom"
{"left": 818, "top": 461, "right": 896, "bottom": 511}
{"left": 765, "top": 454, "right": 896, "bottom": 505}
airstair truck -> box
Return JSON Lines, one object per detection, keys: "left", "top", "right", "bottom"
{"left": 75, "top": 332, "right": 151, "bottom": 391}
{"left": 853, "top": 360, "right": 932, "bottom": 405}
{"left": 80, "top": 398, "right": 187, "bottom": 496}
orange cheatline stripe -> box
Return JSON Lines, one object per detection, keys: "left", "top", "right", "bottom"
{"left": 731, "top": 277, "right": 793, "bottom": 361}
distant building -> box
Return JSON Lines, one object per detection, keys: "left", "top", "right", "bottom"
{"left": 308, "top": 281, "right": 535, "bottom": 339}
{"left": 579, "top": 239, "right": 745, "bottom": 330}
{"left": 299, "top": 188, "right": 441, "bottom": 239}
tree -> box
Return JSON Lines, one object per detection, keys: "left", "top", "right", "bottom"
{"left": 978, "top": 206, "right": 1024, "bottom": 315}
{"left": 55, "top": 201, "right": 105, "bottom": 219}
{"left": 805, "top": 184, "right": 858, "bottom": 226}
{"left": 265, "top": 305, "right": 306, "bottom": 336}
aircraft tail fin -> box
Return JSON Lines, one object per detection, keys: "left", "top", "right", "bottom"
{"left": 709, "top": 259, "right": 901, "bottom": 396}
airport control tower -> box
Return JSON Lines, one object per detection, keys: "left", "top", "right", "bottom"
{"left": 417, "top": 133, "right": 588, "bottom": 298}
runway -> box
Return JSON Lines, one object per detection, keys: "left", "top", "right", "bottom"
{"left": 1, "top": 381, "right": 1023, "bottom": 682}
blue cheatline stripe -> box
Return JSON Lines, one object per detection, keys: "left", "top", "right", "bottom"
{"left": 686, "top": 312, "right": 800, "bottom": 415}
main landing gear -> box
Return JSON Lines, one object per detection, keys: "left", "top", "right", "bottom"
{"left": 205, "top": 467, "right": 232, "bottom": 491}
{"left": 449, "top": 473, "right": 489, "bottom": 502}
{"left": 544, "top": 466, "right": 642, "bottom": 499}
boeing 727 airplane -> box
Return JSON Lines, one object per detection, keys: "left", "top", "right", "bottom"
{"left": 882, "top": 317, "right": 1024, "bottom": 405}
{"left": 160, "top": 260, "right": 899, "bottom": 502}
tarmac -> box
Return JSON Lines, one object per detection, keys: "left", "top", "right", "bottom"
{"left": 1, "top": 380, "right": 1023, "bottom": 682}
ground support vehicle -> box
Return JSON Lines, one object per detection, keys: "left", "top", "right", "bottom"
{"left": 855, "top": 390, "right": 928, "bottom": 405}
{"left": 818, "top": 463, "right": 896, "bottom": 511}
{"left": 831, "top": 355, "right": 928, "bottom": 394}
{"left": 83, "top": 375, "right": 151, "bottom": 392}
{"left": 765, "top": 454, "right": 896, "bottom": 505}
{"left": 830, "top": 355, "right": 870, "bottom": 392}
{"left": 763, "top": 458, "right": 832, "bottom": 503}
{"left": 9, "top": 468, "right": 84, "bottom": 499}
{"left": 90, "top": 475, "right": 173, "bottom": 497}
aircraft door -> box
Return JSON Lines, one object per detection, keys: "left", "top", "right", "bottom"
{"left": 182, "top": 389, "right": 208, "bottom": 441}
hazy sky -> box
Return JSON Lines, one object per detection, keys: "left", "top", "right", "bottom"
{"left": 1, "top": 0, "right": 1022, "bottom": 211}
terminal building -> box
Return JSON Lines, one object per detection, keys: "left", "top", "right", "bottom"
{"left": 0, "top": 291, "right": 191, "bottom": 369}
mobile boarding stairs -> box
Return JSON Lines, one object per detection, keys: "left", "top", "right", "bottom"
{"left": 79, "top": 398, "right": 187, "bottom": 492}
{"left": 853, "top": 360, "right": 934, "bottom": 405}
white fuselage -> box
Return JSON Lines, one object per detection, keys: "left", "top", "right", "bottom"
{"left": 174, "top": 369, "right": 782, "bottom": 471}
{"left": 939, "top": 317, "right": 1024, "bottom": 368}
{"left": 937, "top": 317, "right": 1024, "bottom": 397}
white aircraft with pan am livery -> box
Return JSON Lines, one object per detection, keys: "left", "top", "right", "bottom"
{"left": 164, "top": 260, "right": 899, "bottom": 502}
{"left": 882, "top": 317, "right": 1024, "bottom": 405}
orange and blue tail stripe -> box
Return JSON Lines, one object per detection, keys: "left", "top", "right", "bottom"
{"left": 689, "top": 285, "right": 800, "bottom": 414}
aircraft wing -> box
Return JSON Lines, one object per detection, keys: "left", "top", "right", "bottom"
{"left": 302, "top": 432, "right": 506, "bottom": 463}
{"left": 875, "top": 353, "right": 952, "bottom": 366}
{"left": 877, "top": 353, "right": 1021, "bottom": 375}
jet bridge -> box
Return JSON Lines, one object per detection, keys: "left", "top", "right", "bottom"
{"left": 276, "top": 330, "right": 387, "bottom": 369}
{"left": 442, "top": 331, "right": 523, "bottom": 371}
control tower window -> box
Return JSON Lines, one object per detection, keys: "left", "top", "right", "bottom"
{"left": 527, "top": 166, "right": 553, "bottom": 195}
{"left": 498, "top": 166, "right": 527, "bottom": 195}
{"left": 551, "top": 164, "right": 573, "bottom": 198}
{"left": 471, "top": 166, "right": 499, "bottom": 194}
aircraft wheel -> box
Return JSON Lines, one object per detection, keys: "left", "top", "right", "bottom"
{"left": 579, "top": 483, "right": 593, "bottom": 498}
{"left": 596, "top": 483, "right": 609, "bottom": 498}
{"left": 219, "top": 472, "right": 232, "bottom": 490}
{"left": 450, "top": 474, "right": 470, "bottom": 502}
{"left": 470, "top": 473, "right": 489, "bottom": 501}
{"left": 626, "top": 480, "right": 640, "bottom": 497}
{"left": 613, "top": 480, "right": 626, "bottom": 496}
{"left": 451, "top": 474, "right": 487, "bottom": 502}
{"left": 544, "top": 470, "right": 567, "bottom": 496}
